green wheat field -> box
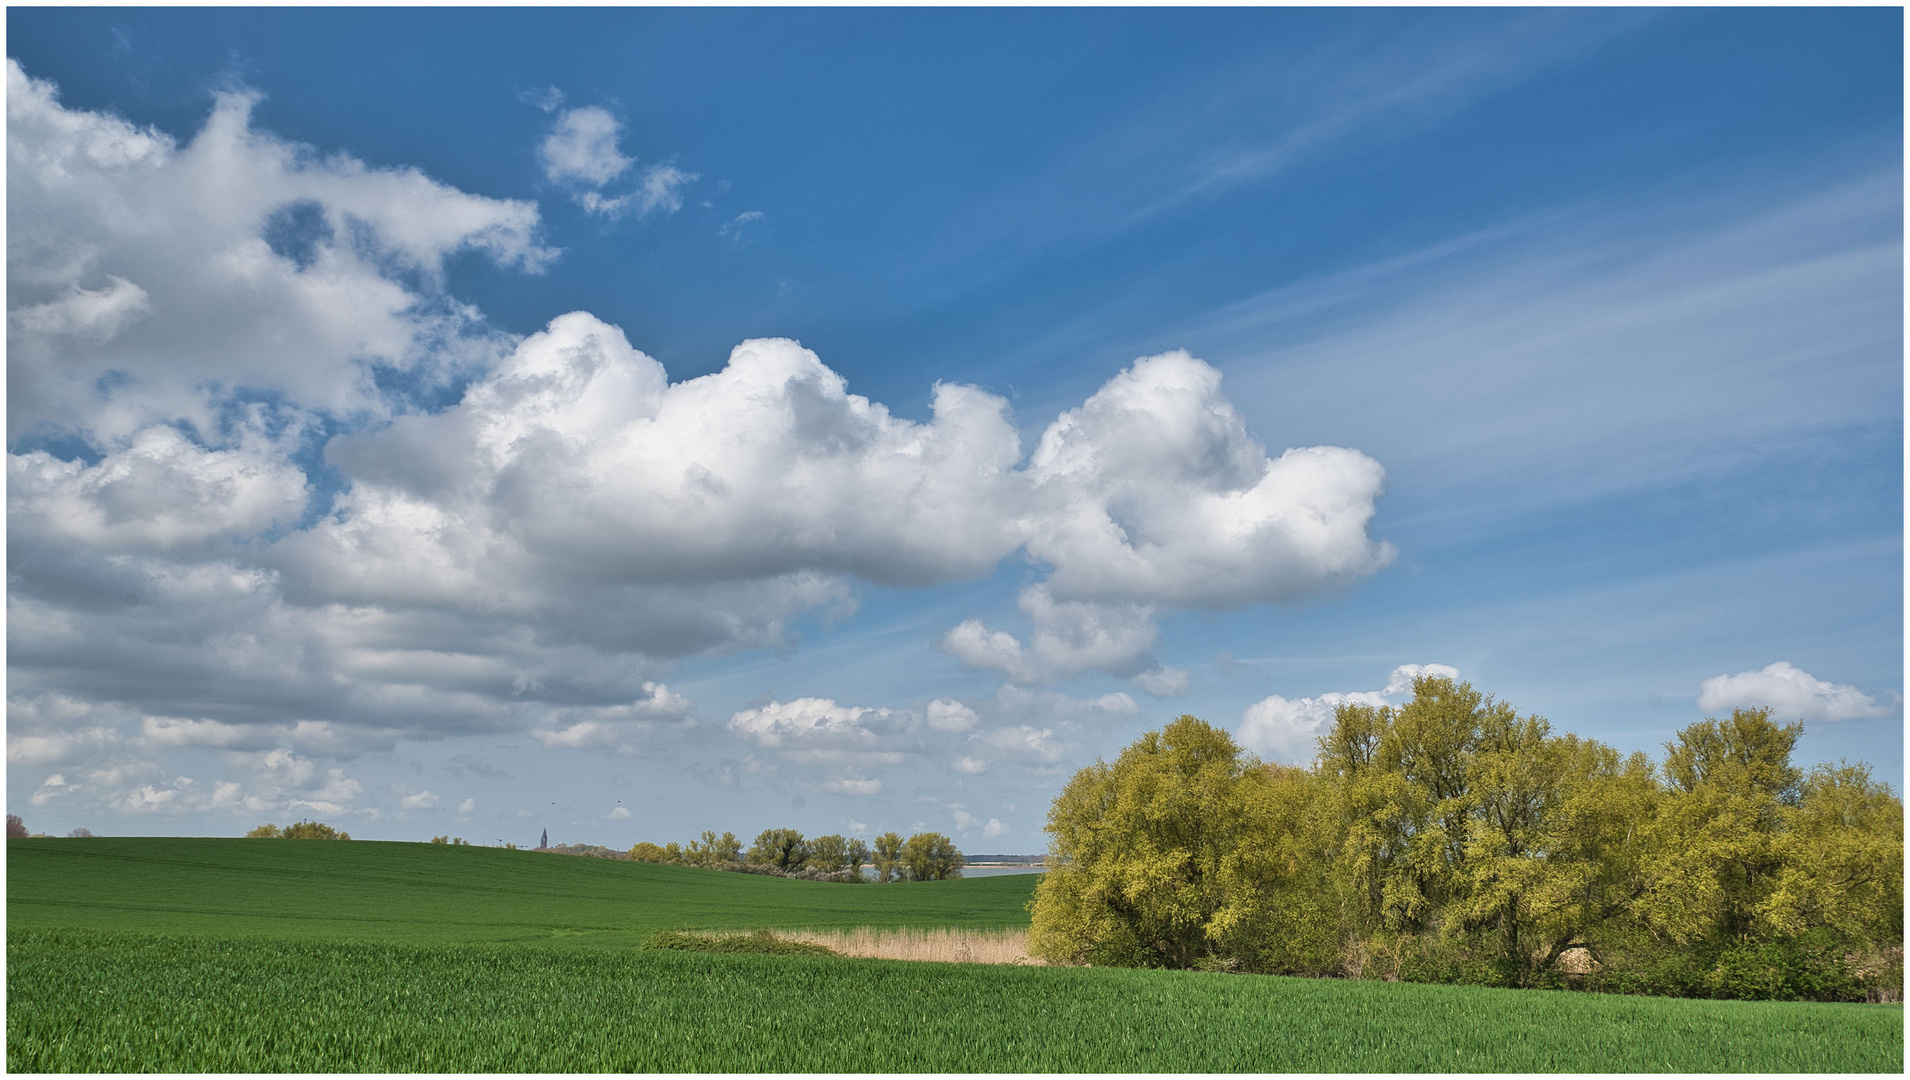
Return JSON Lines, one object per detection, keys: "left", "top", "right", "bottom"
{"left": 8, "top": 837, "right": 1903, "bottom": 1072}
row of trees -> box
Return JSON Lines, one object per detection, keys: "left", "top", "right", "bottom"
{"left": 246, "top": 820, "right": 352, "bottom": 840}
{"left": 1029, "top": 678, "right": 1902, "bottom": 1002}
{"left": 629, "top": 828, "right": 963, "bottom": 882}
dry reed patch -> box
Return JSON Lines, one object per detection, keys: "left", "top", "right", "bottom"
{"left": 780, "top": 926, "right": 1039, "bottom": 965}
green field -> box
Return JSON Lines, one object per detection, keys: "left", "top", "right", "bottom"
{"left": 9, "top": 838, "right": 1903, "bottom": 1073}
{"left": 5, "top": 836, "right": 1033, "bottom": 947}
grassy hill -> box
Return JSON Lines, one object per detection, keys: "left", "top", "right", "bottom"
{"left": 6, "top": 836, "right": 1037, "bottom": 946}
{"left": 8, "top": 836, "right": 1902, "bottom": 1072}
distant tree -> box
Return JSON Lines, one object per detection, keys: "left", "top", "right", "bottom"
{"left": 903, "top": 832, "right": 964, "bottom": 881}
{"left": 663, "top": 841, "right": 685, "bottom": 864}
{"left": 747, "top": 828, "right": 809, "bottom": 873}
{"left": 845, "top": 838, "right": 871, "bottom": 883}
{"left": 66, "top": 827, "right": 95, "bottom": 838}
{"left": 430, "top": 835, "right": 449, "bottom": 844}
{"left": 246, "top": 823, "right": 283, "bottom": 838}
{"left": 629, "top": 841, "right": 670, "bottom": 863}
{"left": 685, "top": 829, "right": 745, "bottom": 867}
{"left": 684, "top": 831, "right": 713, "bottom": 866}
{"left": 810, "top": 834, "right": 850, "bottom": 875}
{"left": 7, "top": 814, "right": 28, "bottom": 839}
{"left": 872, "top": 831, "right": 905, "bottom": 882}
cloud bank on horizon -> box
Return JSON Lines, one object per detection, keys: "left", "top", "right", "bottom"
{"left": 6, "top": 60, "right": 1393, "bottom": 817}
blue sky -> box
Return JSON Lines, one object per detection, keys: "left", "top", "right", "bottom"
{"left": 7, "top": 7, "right": 1901, "bottom": 847}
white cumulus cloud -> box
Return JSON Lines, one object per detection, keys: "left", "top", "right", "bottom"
{"left": 537, "top": 103, "right": 696, "bottom": 220}
{"left": 1697, "top": 661, "right": 1892, "bottom": 722}
{"left": 399, "top": 789, "right": 439, "bottom": 811}
{"left": 8, "top": 58, "right": 549, "bottom": 445}
{"left": 730, "top": 698, "right": 891, "bottom": 749}
{"left": 539, "top": 106, "right": 632, "bottom": 187}
{"left": 1023, "top": 350, "right": 1393, "bottom": 608}
{"left": 6, "top": 62, "right": 1394, "bottom": 786}
{"left": 924, "top": 699, "right": 979, "bottom": 733}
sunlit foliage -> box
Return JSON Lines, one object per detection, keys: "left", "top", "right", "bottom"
{"left": 1030, "top": 679, "right": 1903, "bottom": 1002}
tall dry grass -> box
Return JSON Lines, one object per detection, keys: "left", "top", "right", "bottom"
{"left": 781, "top": 926, "right": 1038, "bottom": 965}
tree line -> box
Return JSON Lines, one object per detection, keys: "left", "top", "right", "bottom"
{"left": 246, "top": 820, "right": 352, "bottom": 840}
{"left": 1029, "top": 676, "right": 1903, "bottom": 1002}
{"left": 628, "top": 828, "right": 963, "bottom": 883}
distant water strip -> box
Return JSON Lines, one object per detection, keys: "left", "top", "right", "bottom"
{"left": 958, "top": 865, "right": 1049, "bottom": 877}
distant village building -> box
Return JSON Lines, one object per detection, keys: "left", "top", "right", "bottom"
{"left": 539, "top": 829, "right": 549, "bottom": 850}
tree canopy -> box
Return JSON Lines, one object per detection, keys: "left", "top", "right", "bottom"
{"left": 1028, "top": 680, "right": 1903, "bottom": 1002}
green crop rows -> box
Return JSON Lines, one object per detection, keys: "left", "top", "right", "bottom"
{"left": 5, "top": 837, "right": 1035, "bottom": 946}
{"left": 8, "top": 838, "right": 1903, "bottom": 1072}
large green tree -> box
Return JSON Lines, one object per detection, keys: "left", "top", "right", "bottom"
{"left": 901, "top": 833, "right": 963, "bottom": 881}
{"left": 1030, "top": 715, "right": 1269, "bottom": 969}
{"left": 871, "top": 831, "right": 905, "bottom": 882}
{"left": 1027, "top": 682, "right": 1901, "bottom": 1000}
{"left": 746, "top": 828, "right": 808, "bottom": 873}
{"left": 809, "top": 834, "right": 850, "bottom": 875}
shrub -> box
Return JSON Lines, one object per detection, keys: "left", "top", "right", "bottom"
{"left": 546, "top": 843, "right": 629, "bottom": 860}
{"left": 1704, "top": 931, "right": 1865, "bottom": 1002}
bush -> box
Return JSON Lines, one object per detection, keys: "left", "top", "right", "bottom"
{"left": 1704, "top": 931, "right": 1865, "bottom": 1003}
{"left": 546, "top": 843, "right": 629, "bottom": 860}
